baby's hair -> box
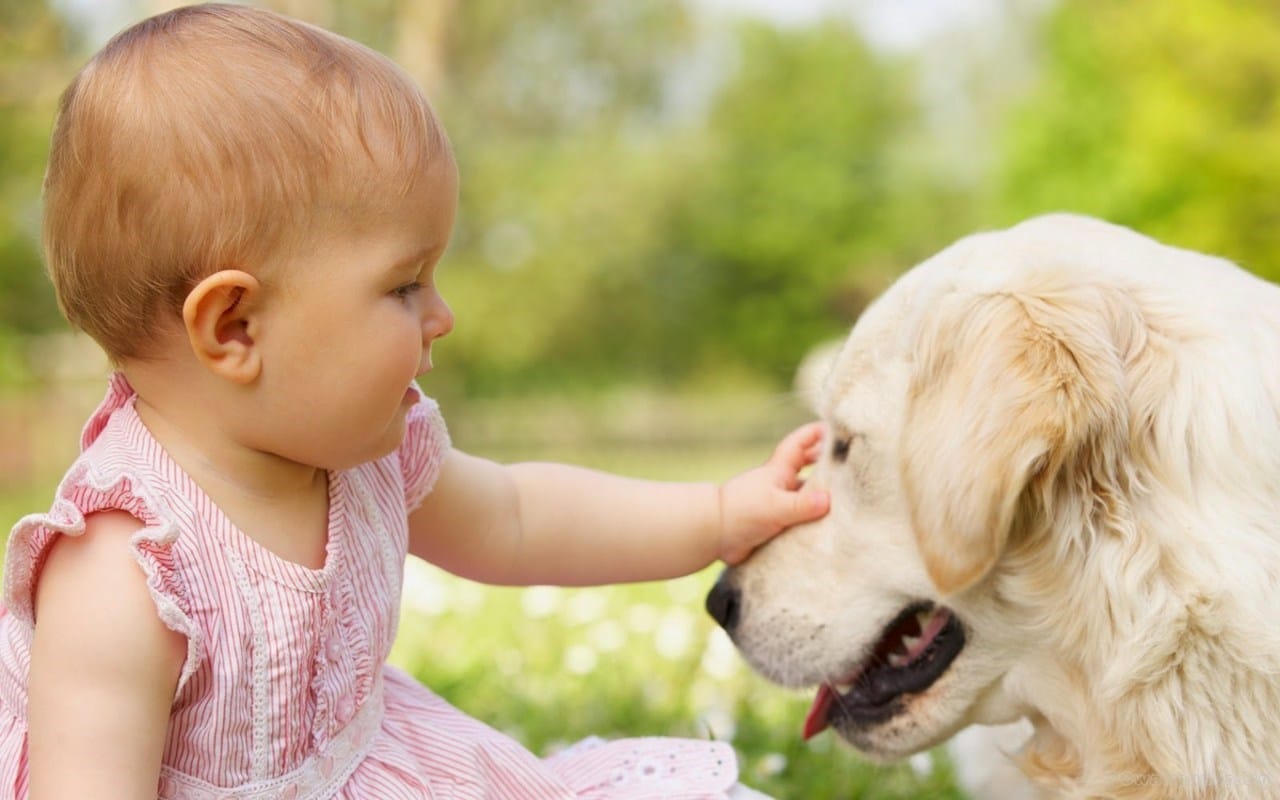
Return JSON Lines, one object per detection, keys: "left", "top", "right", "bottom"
{"left": 43, "top": 3, "right": 450, "bottom": 362}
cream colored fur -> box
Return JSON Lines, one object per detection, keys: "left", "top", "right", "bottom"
{"left": 726, "top": 214, "right": 1280, "bottom": 799}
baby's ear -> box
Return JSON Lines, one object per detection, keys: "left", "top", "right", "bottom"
{"left": 182, "top": 270, "right": 262, "bottom": 384}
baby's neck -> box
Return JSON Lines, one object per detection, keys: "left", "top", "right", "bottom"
{"left": 125, "top": 362, "right": 331, "bottom": 569}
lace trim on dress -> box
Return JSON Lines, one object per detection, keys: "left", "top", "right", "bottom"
{"left": 224, "top": 548, "right": 274, "bottom": 780}
{"left": 350, "top": 469, "right": 405, "bottom": 648}
{"left": 157, "top": 678, "right": 386, "bottom": 800}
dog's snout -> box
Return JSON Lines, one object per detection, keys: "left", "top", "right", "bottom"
{"left": 705, "top": 574, "right": 741, "bottom": 633}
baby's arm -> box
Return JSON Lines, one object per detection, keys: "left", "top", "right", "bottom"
{"left": 27, "top": 511, "right": 185, "bottom": 800}
{"left": 407, "top": 423, "right": 827, "bottom": 586}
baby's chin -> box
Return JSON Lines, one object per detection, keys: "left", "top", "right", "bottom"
{"left": 320, "top": 419, "right": 410, "bottom": 472}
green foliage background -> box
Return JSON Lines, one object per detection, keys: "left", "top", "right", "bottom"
{"left": 996, "top": 0, "right": 1280, "bottom": 280}
{"left": 3, "top": 1, "right": 1280, "bottom": 797}
{"left": 4, "top": 0, "right": 1279, "bottom": 391}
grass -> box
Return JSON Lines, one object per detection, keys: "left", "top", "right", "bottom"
{"left": 390, "top": 566, "right": 970, "bottom": 799}
{"left": 1, "top": 389, "right": 971, "bottom": 799}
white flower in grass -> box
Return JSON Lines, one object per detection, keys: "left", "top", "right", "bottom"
{"left": 564, "top": 644, "right": 599, "bottom": 675}
{"left": 806, "top": 735, "right": 834, "bottom": 754}
{"left": 664, "top": 576, "right": 702, "bottom": 603}
{"left": 754, "top": 753, "right": 787, "bottom": 778}
{"left": 626, "top": 603, "right": 659, "bottom": 633}
{"left": 700, "top": 628, "right": 742, "bottom": 680}
{"left": 909, "top": 751, "right": 934, "bottom": 777}
{"left": 522, "top": 586, "right": 563, "bottom": 618}
{"left": 401, "top": 560, "right": 450, "bottom": 616}
{"left": 495, "top": 648, "right": 524, "bottom": 678}
{"left": 697, "top": 706, "right": 737, "bottom": 742}
{"left": 566, "top": 589, "right": 608, "bottom": 624}
{"left": 588, "top": 620, "right": 626, "bottom": 652}
{"left": 654, "top": 608, "right": 696, "bottom": 660}
{"left": 689, "top": 677, "right": 730, "bottom": 711}
{"left": 641, "top": 678, "right": 673, "bottom": 705}
{"left": 453, "top": 580, "right": 487, "bottom": 612}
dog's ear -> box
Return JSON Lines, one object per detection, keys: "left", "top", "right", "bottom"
{"left": 794, "top": 338, "right": 844, "bottom": 415}
{"left": 901, "top": 287, "right": 1127, "bottom": 596}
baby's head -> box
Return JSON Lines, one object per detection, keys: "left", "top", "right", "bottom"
{"left": 43, "top": 3, "right": 453, "bottom": 364}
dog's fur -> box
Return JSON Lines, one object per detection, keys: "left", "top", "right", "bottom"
{"left": 718, "top": 215, "right": 1280, "bottom": 798}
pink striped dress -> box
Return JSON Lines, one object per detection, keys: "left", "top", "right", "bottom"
{"left": 0, "top": 374, "right": 742, "bottom": 799}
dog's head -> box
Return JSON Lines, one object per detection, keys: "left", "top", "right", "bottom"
{"left": 709, "top": 215, "right": 1153, "bottom": 759}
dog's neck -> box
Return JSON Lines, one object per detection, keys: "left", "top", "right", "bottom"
{"left": 1001, "top": 529, "right": 1280, "bottom": 799}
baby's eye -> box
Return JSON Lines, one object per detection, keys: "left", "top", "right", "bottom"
{"left": 392, "top": 281, "right": 423, "bottom": 299}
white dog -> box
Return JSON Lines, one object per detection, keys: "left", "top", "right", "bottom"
{"left": 707, "top": 215, "right": 1280, "bottom": 799}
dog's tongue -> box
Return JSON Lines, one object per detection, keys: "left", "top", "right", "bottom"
{"left": 803, "top": 684, "right": 835, "bottom": 740}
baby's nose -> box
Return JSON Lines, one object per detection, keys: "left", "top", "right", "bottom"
{"left": 424, "top": 297, "right": 454, "bottom": 340}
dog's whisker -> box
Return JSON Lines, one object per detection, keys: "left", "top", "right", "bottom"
{"left": 820, "top": 667, "right": 857, "bottom": 718}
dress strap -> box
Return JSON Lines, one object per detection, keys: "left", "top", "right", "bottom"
{"left": 80, "top": 371, "right": 136, "bottom": 451}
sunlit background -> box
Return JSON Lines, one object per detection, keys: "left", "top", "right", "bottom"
{"left": 2, "top": 1, "right": 1279, "bottom": 797}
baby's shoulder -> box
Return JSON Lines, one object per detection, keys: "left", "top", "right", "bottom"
{"left": 34, "top": 507, "right": 167, "bottom": 628}
{"left": 23, "top": 505, "right": 187, "bottom": 710}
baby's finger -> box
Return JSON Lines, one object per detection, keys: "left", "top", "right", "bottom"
{"left": 778, "top": 487, "right": 830, "bottom": 527}
{"left": 769, "top": 421, "right": 825, "bottom": 472}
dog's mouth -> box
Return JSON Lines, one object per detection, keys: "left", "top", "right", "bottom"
{"left": 802, "top": 602, "right": 965, "bottom": 739}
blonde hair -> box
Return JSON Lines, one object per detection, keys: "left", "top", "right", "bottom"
{"left": 43, "top": 3, "right": 450, "bottom": 362}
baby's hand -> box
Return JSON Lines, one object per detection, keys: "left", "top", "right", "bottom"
{"left": 716, "top": 421, "right": 829, "bottom": 564}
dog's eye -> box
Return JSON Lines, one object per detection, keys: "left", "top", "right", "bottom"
{"left": 832, "top": 437, "right": 851, "bottom": 462}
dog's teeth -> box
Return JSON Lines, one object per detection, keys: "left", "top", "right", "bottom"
{"left": 901, "top": 634, "right": 921, "bottom": 653}
{"left": 887, "top": 653, "right": 908, "bottom": 668}
{"left": 915, "top": 610, "right": 934, "bottom": 629}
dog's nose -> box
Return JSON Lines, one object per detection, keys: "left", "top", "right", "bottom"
{"left": 705, "top": 574, "right": 740, "bottom": 633}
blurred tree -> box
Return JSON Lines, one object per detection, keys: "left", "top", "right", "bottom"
{"left": 0, "top": 0, "right": 74, "bottom": 342}
{"left": 12, "top": 0, "right": 1280, "bottom": 397}
{"left": 596, "top": 20, "right": 964, "bottom": 387}
{"left": 657, "top": 21, "right": 913, "bottom": 383}
{"left": 413, "top": 8, "right": 970, "bottom": 395}
{"left": 426, "top": 12, "right": 923, "bottom": 393}
{"left": 997, "top": 0, "right": 1280, "bottom": 279}
{"left": 424, "top": 0, "right": 702, "bottom": 395}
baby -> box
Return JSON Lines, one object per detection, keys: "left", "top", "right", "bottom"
{"left": 0, "top": 5, "right": 828, "bottom": 799}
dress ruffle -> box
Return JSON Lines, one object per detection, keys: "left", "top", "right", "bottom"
{"left": 400, "top": 383, "right": 450, "bottom": 512}
{"left": 3, "top": 375, "right": 204, "bottom": 693}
